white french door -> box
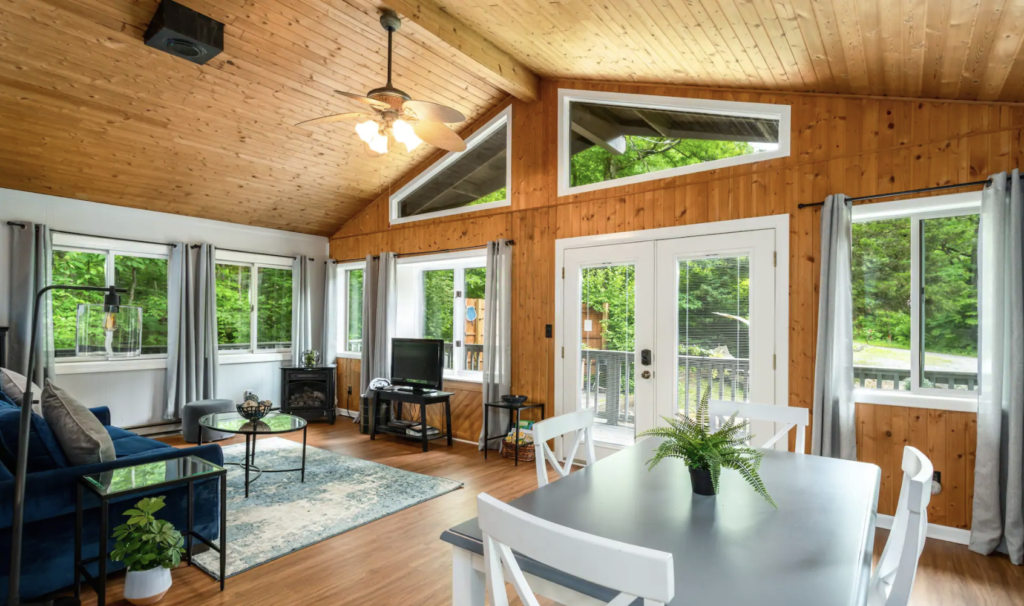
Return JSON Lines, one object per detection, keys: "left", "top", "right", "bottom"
{"left": 559, "top": 222, "right": 784, "bottom": 458}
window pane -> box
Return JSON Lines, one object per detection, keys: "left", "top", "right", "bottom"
{"left": 114, "top": 256, "right": 168, "bottom": 355}
{"left": 579, "top": 265, "right": 635, "bottom": 446}
{"left": 396, "top": 120, "right": 507, "bottom": 219}
{"left": 568, "top": 101, "right": 779, "bottom": 189}
{"left": 423, "top": 269, "right": 454, "bottom": 370}
{"left": 921, "top": 215, "right": 979, "bottom": 391}
{"left": 852, "top": 218, "right": 912, "bottom": 390}
{"left": 257, "top": 268, "right": 292, "bottom": 350}
{"left": 677, "top": 256, "right": 750, "bottom": 416}
{"left": 52, "top": 250, "right": 106, "bottom": 357}
{"left": 215, "top": 264, "right": 251, "bottom": 350}
{"left": 464, "top": 268, "right": 486, "bottom": 371}
{"left": 345, "top": 269, "right": 364, "bottom": 353}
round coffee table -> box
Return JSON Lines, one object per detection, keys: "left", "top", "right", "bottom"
{"left": 198, "top": 411, "right": 307, "bottom": 498}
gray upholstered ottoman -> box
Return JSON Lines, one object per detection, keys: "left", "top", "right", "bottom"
{"left": 182, "top": 398, "right": 234, "bottom": 443}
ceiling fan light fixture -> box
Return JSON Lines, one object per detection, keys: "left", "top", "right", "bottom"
{"left": 367, "top": 133, "right": 389, "bottom": 155}
{"left": 355, "top": 119, "right": 380, "bottom": 144}
{"left": 392, "top": 119, "right": 422, "bottom": 152}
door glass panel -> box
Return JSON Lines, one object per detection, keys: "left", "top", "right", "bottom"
{"left": 579, "top": 264, "right": 635, "bottom": 446}
{"left": 677, "top": 256, "right": 750, "bottom": 416}
{"left": 463, "top": 268, "right": 486, "bottom": 372}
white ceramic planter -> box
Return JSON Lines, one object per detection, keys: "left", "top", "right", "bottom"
{"left": 124, "top": 567, "right": 172, "bottom": 605}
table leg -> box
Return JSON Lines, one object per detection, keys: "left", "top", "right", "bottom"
{"left": 244, "top": 434, "right": 250, "bottom": 499}
{"left": 219, "top": 472, "right": 227, "bottom": 591}
{"left": 75, "top": 483, "right": 82, "bottom": 600}
{"left": 187, "top": 479, "right": 194, "bottom": 565}
{"left": 251, "top": 433, "right": 257, "bottom": 465}
{"left": 421, "top": 403, "right": 428, "bottom": 453}
{"left": 483, "top": 406, "right": 490, "bottom": 459}
{"left": 445, "top": 396, "right": 453, "bottom": 446}
{"left": 301, "top": 425, "right": 307, "bottom": 482}
{"left": 452, "top": 546, "right": 485, "bottom": 606}
{"left": 514, "top": 409, "right": 521, "bottom": 467}
{"left": 98, "top": 499, "right": 108, "bottom": 606}
{"left": 370, "top": 392, "right": 379, "bottom": 440}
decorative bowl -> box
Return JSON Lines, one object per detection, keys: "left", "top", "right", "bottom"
{"left": 500, "top": 394, "right": 528, "bottom": 406}
{"left": 236, "top": 399, "right": 272, "bottom": 421}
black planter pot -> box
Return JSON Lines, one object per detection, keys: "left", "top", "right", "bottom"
{"left": 689, "top": 467, "right": 716, "bottom": 496}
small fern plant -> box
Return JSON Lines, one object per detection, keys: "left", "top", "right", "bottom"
{"left": 638, "top": 382, "right": 777, "bottom": 508}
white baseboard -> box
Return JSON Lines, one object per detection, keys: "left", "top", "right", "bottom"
{"left": 875, "top": 514, "right": 971, "bottom": 545}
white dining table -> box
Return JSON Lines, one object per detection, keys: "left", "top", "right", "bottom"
{"left": 441, "top": 437, "right": 881, "bottom": 606}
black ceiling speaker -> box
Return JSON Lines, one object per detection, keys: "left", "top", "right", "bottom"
{"left": 144, "top": 0, "right": 223, "bottom": 65}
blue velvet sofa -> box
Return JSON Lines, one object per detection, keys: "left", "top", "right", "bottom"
{"left": 0, "top": 394, "right": 223, "bottom": 604}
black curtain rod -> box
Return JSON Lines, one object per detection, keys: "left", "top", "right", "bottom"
{"left": 191, "top": 244, "right": 311, "bottom": 262}
{"left": 330, "top": 240, "right": 515, "bottom": 264}
{"left": 796, "top": 176, "right": 1013, "bottom": 209}
{"left": 7, "top": 222, "right": 178, "bottom": 248}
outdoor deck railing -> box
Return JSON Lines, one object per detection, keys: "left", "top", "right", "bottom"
{"left": 853, "top": 365, "right": 978, "bottom": 391}
{"left": 441, "top": 342, "right": 484, "bottom": 372}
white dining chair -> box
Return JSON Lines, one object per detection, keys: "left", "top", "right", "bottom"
{"left": 868, "top": 446, "right": 933, "bottom": 606}
{"left": 708, "top": 400, "right": 809, "bottom": 454}
{"left": 477, "top": 493, "right": 674, "bottom": 606}
{"left": 531, "top": 409, "right": 596, "bottom": 488}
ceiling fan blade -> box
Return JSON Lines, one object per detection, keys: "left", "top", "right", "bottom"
{"left": 335, "top": 90, "right": 390, "bottom": 109}
{"left": 413, "top": 120, "right": 467, "bottom": 152}
{"left": 296, "top": 112, "right": 372, "bottom": 127}
{"left": 404, "top": 99, "right": 466, "bottom": 124}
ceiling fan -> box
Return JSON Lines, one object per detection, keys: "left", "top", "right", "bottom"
{"left": 296, "top": 10, "right": 467, "bottom": 156}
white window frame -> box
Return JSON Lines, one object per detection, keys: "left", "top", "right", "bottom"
{"left": 51, "top": 234, "right": 171, "bottom": 371}
{"left": 556, "top": 89, "right": 791, "bottom": 198}
{"left": 389, "top": 106, "right": 513, "bottom": 225}
{"left": 215, "top": 250, "right": 294, "bottom": 357}
{"left": 336, "top": 261, "right": 365, "bottom": 360}
{"left": 395, "top": 250, "right": 487, "bottom": 382}
{"left": 852, "top": 192, "right": 981, "bottom": 413}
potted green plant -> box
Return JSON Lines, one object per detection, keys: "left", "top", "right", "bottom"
{"left": 110, "top": 496, "right": 185, "bottom": 605}
{"left": 638, "top": 383, "right": 776, "bottom": 508}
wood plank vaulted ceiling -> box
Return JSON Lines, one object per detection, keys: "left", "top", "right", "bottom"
{"left": 3, "top": 0, "right": 1024, "bottom": 236}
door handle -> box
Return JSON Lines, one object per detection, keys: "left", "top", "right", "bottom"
{"left": 641, "top": 370, "right": 651, "bottom": 379}
{"left": 640, "top": 349, "right": 652, "bottom": 366}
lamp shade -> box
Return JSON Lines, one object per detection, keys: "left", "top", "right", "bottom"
{"left": 75, "top": 304, "right": 143, "bottom": 357}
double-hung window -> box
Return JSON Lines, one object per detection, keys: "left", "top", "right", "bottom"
{"left": 394, "top": 252, "right": 487, "bottom": 381}
{"left": 51, "top": 234, "right": 170, "bottom": 362}
{"left": 215, "top": 251, "right": 293, "bottom": 354}
{"left": 851, "top": 192, "right": 980, "bottom": 411}
{"left": 336, "top": 262, "right": 365, "bottom": 358}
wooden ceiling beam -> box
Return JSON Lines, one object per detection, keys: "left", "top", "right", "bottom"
{"left": 382, "top": 0, "right": 540, "bottom": 103}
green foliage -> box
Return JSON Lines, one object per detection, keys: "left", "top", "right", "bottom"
{"left": 465, "top": 267, "right": 486, "bottom": 299}
{"left": 638, "top": 381, "right": 776, "bottom": 508}
{"left": 346, "top": 269, "right": 364, "bottom": 348}
{"left": 110, "top": 496, "right": 185, "bottom": 572}
{"left": 215, "top": 264, "right": 251, "bottom": 349}
{"left": 214, "top": 264, "right": 292, "bottom": 349}
{"left": 569, "top": 137, "right": 754, "bottom": 188}
{"left": 677, "top": 257, "right": 749, "bottom": 358}
{"left": 423, "top": 269, "right": 454, "bottom": 342}
{"left": 115, "top": 255, "right": 168, "bottom": 353}
{"left": 52, "top": 251, "right": 105, "bottom": 354}
{"left": 256, "top": 267, "right": 292, "bottom": 348}
{"left": 467, "top": 187, "right": 506, "bottom": 206}
{"left": 580, "top": 265, "right": 635, "bottom": 352}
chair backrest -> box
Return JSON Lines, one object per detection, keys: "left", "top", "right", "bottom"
{"left": 868, "top": 446, "right": 932, "bottom": 606}
{"left": 708, "top": 400, "right": 809, "bottom": 454}
{"left": 477, "top": 493, "right": 674, "bottom": 606}
{"left": 532, "top": 409, "right": 596, "bottom": 488}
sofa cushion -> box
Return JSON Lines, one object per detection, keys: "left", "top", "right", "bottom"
{"left": 0, "top": 367, "right": 42, "bottom": 413}
{"left": 112, "top": 435, "right": 173, "bottom": 458}
{"left": 41, "top": 380, "right": 116, "bottom": 467}
{"left": 105, "top": 426, "right": 137, "bottom": 441}
{"left": 0, "top": 406, "right": 69, "bottom": 473}
{"left": 0, "top": 457, "right": 12, "bottom": 482}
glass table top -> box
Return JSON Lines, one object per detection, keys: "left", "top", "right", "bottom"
{"left": 81, "top": 455, "right": 223, "bottom": 497}
{"left": 198, "top": 411, "right": 307, "bottom": 435}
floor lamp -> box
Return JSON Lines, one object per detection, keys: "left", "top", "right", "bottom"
{"left": 8, "top": 284, "right": 135, "bottom": 606}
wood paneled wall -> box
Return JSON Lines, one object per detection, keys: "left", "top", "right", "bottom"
{"left": 331, "top": 80, "right": 1023, "bottom": 523}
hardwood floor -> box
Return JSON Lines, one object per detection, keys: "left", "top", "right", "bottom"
{"left": 73, "top": 419, "right": 1022, "bottom": 606}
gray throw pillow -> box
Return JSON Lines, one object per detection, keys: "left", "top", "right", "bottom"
{"left": 0, "top": 368, "right": 42, "bottom": 413}
{"left": 41, "top": 379, "right": 115, "bottom": 466}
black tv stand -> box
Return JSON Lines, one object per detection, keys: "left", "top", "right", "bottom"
{"left": 369, "top": 386, "right": 453, "bottom": 452}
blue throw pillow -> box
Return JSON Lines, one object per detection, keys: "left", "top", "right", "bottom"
{"left": 0, "top": 405, "right": 70, "bottom": 474}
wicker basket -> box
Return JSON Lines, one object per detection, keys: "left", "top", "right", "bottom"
{"left": 500, "top": 440, "right": 536, "bottom": 462}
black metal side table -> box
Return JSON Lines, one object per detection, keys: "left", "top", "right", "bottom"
{"left": 75, "top": 455, "right": 227, "bottom": 606}
{"left": 483, "top": 401, "right": 546, "bottom": 465}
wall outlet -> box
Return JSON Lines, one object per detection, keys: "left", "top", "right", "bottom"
{"left": 545, "top": 324, "right": 552, "bottom": 338}
{"left": 932, "top": 471, "right": 942, "bottom": 495}
{"left": 347, "top": 386, "right": 352, "bottom": 395}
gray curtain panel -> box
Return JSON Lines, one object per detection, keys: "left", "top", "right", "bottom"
{"left": 321, "top": 260, "right": 339, "bottom": 407}
{"left": 359, "top": 253, "right": 396, "bottom": 395}
{"left": 970, "top": 170, "right": 1024, "bottom": 565}
{"left": 8, "top": 222, "right": 54, "bottom": 389}
{"left": 811, "top": 194, "right": 856, "bottom": 460}
{"left": 479, "top": 239, "right": 513, "bottom": 451}
{"left": 165, "top": 243, "right": 219, "bottom": 420}
{"left": 291, "top": 256, "right": 315, "bottom": 365}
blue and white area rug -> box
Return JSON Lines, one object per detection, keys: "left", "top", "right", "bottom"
{"left": 193, "top": 437, "right": 462, "bottom": 579}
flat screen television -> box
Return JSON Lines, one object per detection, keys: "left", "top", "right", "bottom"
{"left": 391, "top": 338, "right": 445, "bottom": 392}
